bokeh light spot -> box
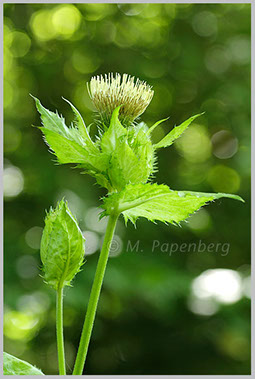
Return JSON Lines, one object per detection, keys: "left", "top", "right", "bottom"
{"left": 141, "top": 4, "right": 162, "bottom": 18}
{"left": 118, "top": 3, "right": 147, "bottom": 16}
{"left": 205, "top": 46, "right": 231, "bottom": 75}
{"left": 25, "top": 226, "right": 43, "bottom": 250}
{"left": 192, "top": 269, "right": 242, "bottom": 304}
{"left": 71, "top": 50, "right": 101, "bottom": 74}
{"left": 10, "top": 31, "right": 31, "bottom": 57}
{"left": 4, "top": 125, "right": 22, "bottom": 153}
{"left": 56, "top": 189, "right": 84, "bottom": 220}
{"left": 207, "top": 165, "right": 240, "bottom": 193}
{"left": 17, "top": 292, "right": 50, "bottom": 315}
{"left": 217, "top": 331, "right": 250, "bottom": 361}
{"left": 211, "top": 130, "right": 238, "bottom": 159}
{"left": 114, "top": 21, "right": 139, "bottom": 48}
{"left": 228, "top": 36, "right": 250, "bottom": 65}
{"left": 16, "top": 255, "right": 39, "bottom": 279}
{"left": 188, "top": 209, "right": 211, "bottom": 232}
{"left": 188, "top": 296, "right": 219, "bottom": 316}
{"left": 52, "top": 5, "right": 82, "bottom": 38}
{"left": 242, "top": 276, "right": 251, "bottom": 298}
{"left": 85, "top": 207, "right": 108, "bottom": 233}
{"left": 4, "top": 166, "right": 24, "bottom": 198}
{"left": 192, "top": 11, "right": 218, "bottom": 37}
{"left": 83, "top": 230, "right": 99, "bottom": 256}
{"left": 4, "top": 310, "right": 40, "bottom": 341}
{"left": 81, "top": 4, "right": 114, "bottom": 21}
{"left": 73, "top": 82, "right": 95, "bottom": 112}
{"left": 175, "top": 124, "right": 212, "bottom": 163}
{"left": 30, "top": 9, "right": 57, "bottom": 41}
{"left": 4, "top": 23, "right": 13, "bottom": 47}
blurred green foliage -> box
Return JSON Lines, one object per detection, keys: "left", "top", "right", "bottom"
{"left": 4, "top": 3, "right": 250, "bottom": 375}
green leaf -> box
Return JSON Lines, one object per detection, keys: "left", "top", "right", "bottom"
{"left": 100, "top": 108, "right": 155, "bottom": 191}
{"left": 32, "top": 95, "right": 92, "bottom": 148}
{"left": 40, "top": 127, "right": 108, "bottom": 171}
{"left": 100, "top": 106, "right": 127, "bottom": 155}
{"left": 32, "top": 96, "right": 109, "bottom": 179}
{"left": 3, "top": 352, "right": 44, "bottom": 375}
{"left": 146, "top": 117, "right": 170, "bottom": 135}
{"left": 102, "top": 183, "right": 244, "bottom": 225}
{"left": 62, "top": 97, "right": 97, "bottom": 152}
{"left": 127, "top": 122, "right": 155, "bottom": 177}
{"left": 31, "top": 95, "right": 70, "bottom": 138}
{"left": 154, "top": 113, "right": 204, "bottom": 149}
{"left": 108, "top": 139, "right": 147, "bottom": 191}
{"left": 40, "top": 127, "right": 90, "bottom": 164}
{"left": 40, "top": 199, "right": 85, "bottom": 290}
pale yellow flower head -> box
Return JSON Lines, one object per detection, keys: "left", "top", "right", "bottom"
{"left": 88, "top": 73, "right": 154, "bottom": 126}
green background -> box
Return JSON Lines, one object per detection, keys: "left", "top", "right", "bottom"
{"left": 4, "top": 3, "right": 251, "bottom": 375}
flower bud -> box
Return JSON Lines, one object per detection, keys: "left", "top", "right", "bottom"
{"left": 88, "top": 73, "right": 154, "bottom": 127}
{"left": 40, "top": 200, "right": 85, "bottom": 290}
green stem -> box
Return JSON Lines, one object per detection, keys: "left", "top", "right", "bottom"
{"left": 56, "top": 286, "right": 66, "bottom": 375}
{"left": 72, "top": 213, "right": 119, "bottom": 375}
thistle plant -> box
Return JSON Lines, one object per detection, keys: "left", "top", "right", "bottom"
{"left": 3, "top": 73, "right": 243, "bottom": 376}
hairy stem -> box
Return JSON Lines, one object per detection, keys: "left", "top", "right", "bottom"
{"left": 72, "top": 213, "right": 119, "bottom": 375}
{"left": 56, "top": 286, "right": 66, "bottom": 375}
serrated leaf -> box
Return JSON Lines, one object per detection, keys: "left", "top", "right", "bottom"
{"left": 100, "top": 106, "right": 127, "bottom": 155}
{"left": 108, "top": 139, "right": 147, "bottom": 191}
{"left": 31, "top": 95, "right": 70, "bottom": 138}
{"left": 32, "top": 96, "right": 110, "bottom": 181}
{"left": 40, "top": 127, "right": 91, "bottom": 164}
{"left": 40, "top": 127, "right": 108, "bottom": 172}
{"left": 102, "top": 183, "right": 244, "bottom": 225}
{"left": 62, "top": 97, "right": 97, "bottom": 152}
{"left": 3, "top": 352, "right": 44, "bottom": 375}
{"left": 146, "top": 117, "right": 170, "bottom": 135}
{"left": 40, "top": 199, "right": 85, "bottom": 290}
{"left": 100, "top": 108, "right": 155, "bottom": 191}
{"left": 32, "top": 95, "right": 93, "bottom": 149}
{"left": 127, "top": 122, "right": 155, "bottom": 177}
{"left": 154, "top": 113, "right": 204, "bottom": 149}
